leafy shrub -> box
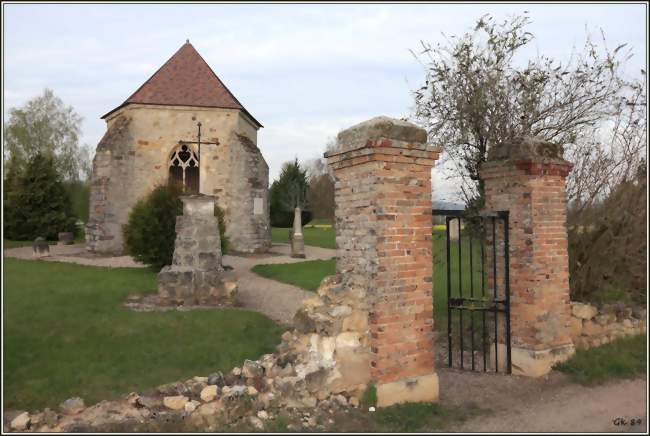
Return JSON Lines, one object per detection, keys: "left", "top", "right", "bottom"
{"left": 3, "top": 153, "right": 77, "bottom": 240}
{"left": 123, "top": 185, "right": 228, "bottom": 269}
{"left": 568, "top": 175, "right": 647, "bottom": 304}
{"left": 123, "top": 185, "right": 182, "bottom": 269}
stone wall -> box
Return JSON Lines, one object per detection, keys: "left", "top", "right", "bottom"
{"left": 86, "top": 104, "right": 270, "bottom": 254}
{"left": 481, "top": 136, "right": 575, "bottom": 377}
{"left": 569, "top": 302, "right": 647, "bottom": 349}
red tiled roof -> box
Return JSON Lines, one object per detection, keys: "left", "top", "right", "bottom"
{"left": 102, "top": 41, "right": 262, "bottom": 127}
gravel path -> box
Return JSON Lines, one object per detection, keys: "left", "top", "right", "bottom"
{"left": 223, "top": 244, "right": 335, "bottom": 326}
{"left": 4, "top": 242, "right": 336, "bottom": 326}
{"left": 440, "top": 368, "right": 647, "bottom": 433}
{"left": 3, "top": 244, "right": 146, "bottom": 268}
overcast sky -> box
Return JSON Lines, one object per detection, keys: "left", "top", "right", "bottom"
{"left": 3, "top": 3, "right": 647, "bottom": 202}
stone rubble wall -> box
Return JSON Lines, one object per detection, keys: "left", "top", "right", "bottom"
{"left": 569, "top": 302, "right": 647, "bottom": 349}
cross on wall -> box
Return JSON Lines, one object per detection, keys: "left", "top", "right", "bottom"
{"left": 177, "top": 121, "right": 220, "bottom": 193}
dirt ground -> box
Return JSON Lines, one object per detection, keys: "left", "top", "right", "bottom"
{"left": 439, "top": 368, "right": 647, "bottom": 433}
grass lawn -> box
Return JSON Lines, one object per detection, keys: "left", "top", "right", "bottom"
{"left": 251, "top": 258, "right": 336, "bottom": 292}
{"left": 256, "top": 229, "right": 480, "bottom": 332}
{"left": 271, "top": 227, "right": 336, "bottom": 249}
{"left": 554, "top": 334, "right": 647, "bottom": 385}
{"left": 3, "top": 258, "right": 283, "bottom": 411}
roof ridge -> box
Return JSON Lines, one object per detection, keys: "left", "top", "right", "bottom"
{"left": 101, "top": 41, "right": 262, "bottom": 128}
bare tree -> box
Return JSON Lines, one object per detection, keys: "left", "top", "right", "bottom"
{"left": 411, "top": 13, "right": 644, "bottom": 207}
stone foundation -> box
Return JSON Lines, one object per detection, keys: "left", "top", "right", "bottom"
{"left": 157, "top": 195, "right": 237, "bottom": 306}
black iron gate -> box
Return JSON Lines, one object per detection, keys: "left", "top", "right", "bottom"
{"left": 435, "top": 210, "right": 511, "bottom": 373}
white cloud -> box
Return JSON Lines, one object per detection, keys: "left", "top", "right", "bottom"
{"left": 3, "top": 3, "right": 646, "bottom": 204}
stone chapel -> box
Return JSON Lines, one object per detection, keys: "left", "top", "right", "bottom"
{"left": 86, "top": 41, "right": 271, "bottom": 254}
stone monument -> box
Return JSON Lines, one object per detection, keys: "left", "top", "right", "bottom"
{"left": 290, "top": 207, "right": 306, "bottom": 258}
{"left": 157, "top": 195, "right": 237, "bottom": 306}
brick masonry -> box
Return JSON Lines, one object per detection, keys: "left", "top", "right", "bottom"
{"left": 325, "top": 116, "right": 441, "bottom": 406}
{"left": 480, "top": 136, "right": 575, "bottom": 376}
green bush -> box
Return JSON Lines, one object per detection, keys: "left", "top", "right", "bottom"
{"left": 3, "top": 153, "right": 77, "bottom": 240}
{"left": 123, "top": 185, "right": 228, "bottom": 269}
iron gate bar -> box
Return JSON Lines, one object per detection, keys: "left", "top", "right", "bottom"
{"left": 502, "top": 211, "right": 512, "bottom": 374}
{"left": 458, "top": 218, "right": 463, "bottom": 369}
{"left": 446, "top": 217, "right": 452, "bottom": 369}
{"left": 492, "top": 216, "right": 498, "bottom": 373}
{"left": 438, "top": 210, "right": 511, "bottom": 374}
{"left": 481, "top": 229, "right": 487, "bottom": 372}
{"left": 469, "top": 234, "right": 475, "bottom": 370}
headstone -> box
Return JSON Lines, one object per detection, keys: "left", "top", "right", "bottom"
{"left": 32, "top": 237, "right": 50, "bottom": 258}
{"left": 157, "top": 195, "right": 237, "bottom": 306}
{"left": 58, "top": 232, "right": 74, "bottom": 245}
{"left": 448, "top": 218, "right": 460, "bottom": 241}
{"left": 290, "top": 207, "right": 305, "bottom": 258}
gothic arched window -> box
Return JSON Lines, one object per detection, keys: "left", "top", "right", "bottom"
{"left": 169, "top": 144, "right": 199, "bottom": 193}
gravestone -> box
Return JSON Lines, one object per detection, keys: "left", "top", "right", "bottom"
{"left": 58, "top": 232, "right": 74, "bottom": 245}
{"left": 448, "top": 217, "right": 460, "bottom": 241}
{"left": 157, "top": 195, "right": 237, "bottom": 306}
{"left": 32, "top": 237, "right": 50, "bottom": 258}
{"left": 290, "top": 207, "right": 305, "bottom": 258}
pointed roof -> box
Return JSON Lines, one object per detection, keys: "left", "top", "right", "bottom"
{"left": 102, "top": 41, "right": 262, "bottom": 127}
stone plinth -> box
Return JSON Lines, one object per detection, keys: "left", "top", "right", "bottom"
{"left": 325, "top": 116, "right": 441, "bottom": 407}
{"left": 157, "top": 195, "right": 237, "bottom": 306}
{"left": 480, "top": 136, "right": 575, "bottom": 377}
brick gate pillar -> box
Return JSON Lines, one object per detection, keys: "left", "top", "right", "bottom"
{"left": 325, "top": 117, "right": 441, "bottom": 407}
{"left": 480, "top": 136, "right": 575, "bottom": 377}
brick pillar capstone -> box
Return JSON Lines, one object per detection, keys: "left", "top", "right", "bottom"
{"left": 480, "top": 136, "right": 575, "bottom": 377}
{"left": 325, "top": 116, "right": 441, "bottom": 407}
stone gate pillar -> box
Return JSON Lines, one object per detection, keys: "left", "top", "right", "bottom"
{"left": 325, "top": 117, "right": 441, "bottom": 407}
{"left": 480, "top": 136, "right": 575, "bottom": 377}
